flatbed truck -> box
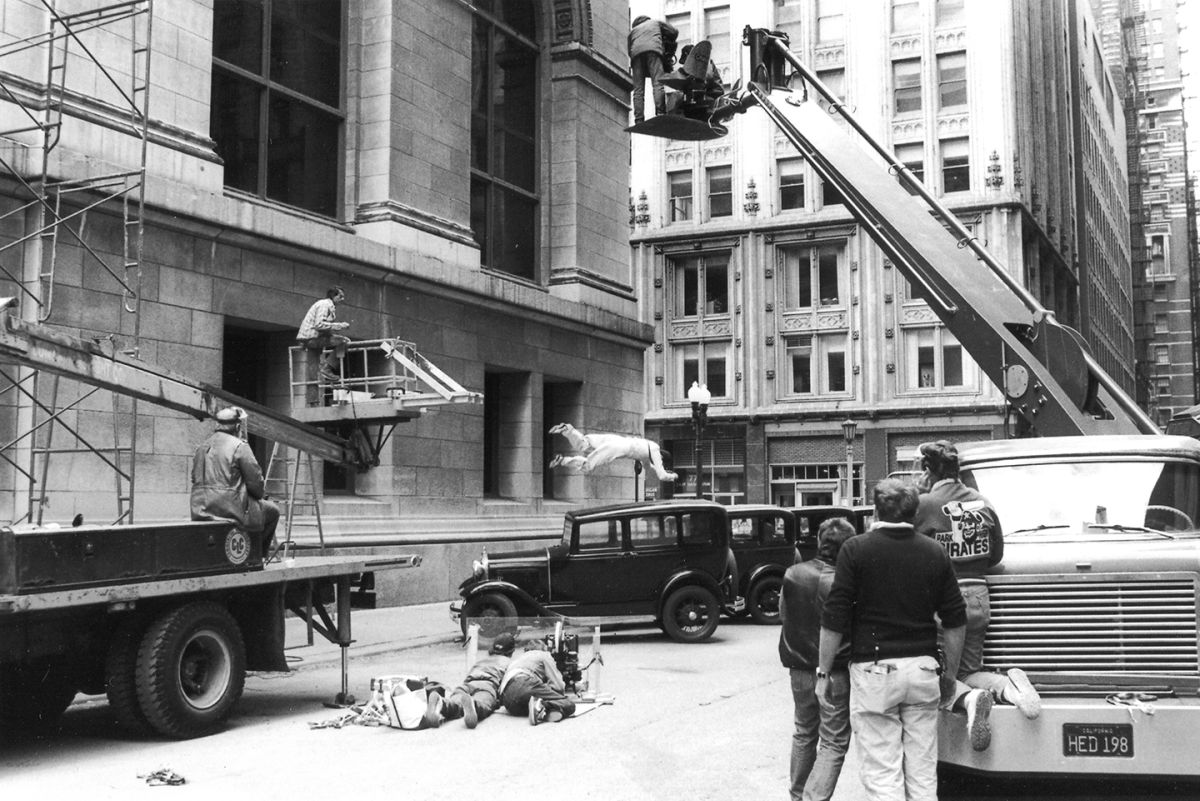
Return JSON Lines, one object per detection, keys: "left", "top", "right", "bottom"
{"left": 0, "top": 519, "right": 419, "bottom": 739}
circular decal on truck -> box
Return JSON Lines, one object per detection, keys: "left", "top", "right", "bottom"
{"left": 225, "top": 529, "right": 250, "bottom": 565}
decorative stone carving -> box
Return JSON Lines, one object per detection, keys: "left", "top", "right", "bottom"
{"left": 813, "top": 46, "right": 845, "bottom": 67}
{"left": 900, "top": 307, "right": 940, "bottom": 324}
{"left": 934, "top": 29, "right": 966, "bottom": 50}
{"left": 935, "top": 114, "right": 970, "bottom": 134}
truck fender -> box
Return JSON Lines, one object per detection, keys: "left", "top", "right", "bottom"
{"left": 460, "top": 580, "right": 550, "bottom": 617}
{"left": 657, "top": 570, "right": 723, "bottom": 618}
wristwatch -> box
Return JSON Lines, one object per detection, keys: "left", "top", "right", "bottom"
{"left": 815, "top": 669, "right": 830, "bottom": 680}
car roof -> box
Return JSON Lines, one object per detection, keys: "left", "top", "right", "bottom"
{"left": 725, "top": 504, "right": 794, "bottom": 518}
{"left": 565, "top": 499, "right": 727, "bottom": 522}
{"left": 957, "top": 434, "right": 1200, "bottom": 466}
{"left": 789, "top": 504, "right": 873, "bottom": 515}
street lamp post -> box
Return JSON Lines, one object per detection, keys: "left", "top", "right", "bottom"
{"left": 688, "top": 381, "right": 711, "bottom": 499}
{"left": 841, "top": 418, "right": 857, "bottom": 505}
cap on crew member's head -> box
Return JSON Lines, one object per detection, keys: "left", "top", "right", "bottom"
{"left": 215, "top": 407, "right": 246, "bottom": 429}
{"left": 490, "top": 632, "right": 517, "bottom": 656}
{"left": 919, "top": 440, "right": 959, "bottom": 479}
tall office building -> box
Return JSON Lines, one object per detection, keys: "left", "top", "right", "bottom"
{"left": 1100, "top": 0, "right": 1200, "bottom": 423}
{"left": 631, "top": 0, "right": 1134, "bottom": 504}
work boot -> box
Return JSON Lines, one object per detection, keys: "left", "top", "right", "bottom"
{"left": 1003, "top": 668, "right": 1042, "bottom": 719}
{"left": 964, "top": 689, "right": 993, "bottom": 752}
{"left": 422, "top": 692, "right": 443, "bottom": 729}
{"left": 528, "top": 697, "right": 545, "bottom": 726}
{"left": 318, "top": 366, "right": 339, "bottom": 383}
{"left": 463, "top": 695, "right": 478, "bottom": 729}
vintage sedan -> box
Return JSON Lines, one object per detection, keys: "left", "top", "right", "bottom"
{"left": 726, "top": 505, "right": 795, "bottom": 624}
{"left": 450, "top": 500, "right": 742, "bottom": 643}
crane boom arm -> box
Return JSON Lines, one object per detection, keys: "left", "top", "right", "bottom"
{"left": 715, "top": 31, "right": 1156, "bottom": 436}
{"left": 0, "top": 313, "right": 355, "bottom": 464}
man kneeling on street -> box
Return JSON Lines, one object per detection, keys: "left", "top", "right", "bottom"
{"left": 499, "top": 638, "right": 576, "bottom": 725}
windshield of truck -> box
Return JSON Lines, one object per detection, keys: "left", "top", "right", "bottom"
{"left": 963, "top": 459, "right": 1200, "bottom": 535}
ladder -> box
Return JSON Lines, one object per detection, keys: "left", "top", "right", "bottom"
{"left": 264, "top": 443, "right": 327, "bottom": 556}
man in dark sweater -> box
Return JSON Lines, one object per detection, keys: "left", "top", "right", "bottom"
{"left": 780, "top": 516, "right": 856, "bottom": 801}
{"left": 819, "top": 478, "right": 966, "bottom": 801}
{"left": 913, "top": 440, "right": 1041, "bottom": 750}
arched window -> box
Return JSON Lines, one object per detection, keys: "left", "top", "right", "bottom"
{"left": 470, "top": 3, "right": 539, "bottom": 280}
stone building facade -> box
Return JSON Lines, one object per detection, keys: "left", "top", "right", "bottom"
{"left": 0, "top": 0, "right": 644, "bottom": 602}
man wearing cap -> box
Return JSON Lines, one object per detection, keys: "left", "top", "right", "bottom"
{"left": 628, "top": 15, "right": 678, "bottom": 124}
{"left": 913, "top": 440, "right": 1041, "bottom": 752}
{"left": 423, "top": 632, "right": 517, "bottom": 729}
{"left": 190, "top": 407, "right": 280, "bottom": 555}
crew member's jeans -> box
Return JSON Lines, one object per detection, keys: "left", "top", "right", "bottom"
{"left": 630, "top": 51, "right": 666, "bottom": 123}
{"left": 849, "top": 656, "right": 941, "bottom": 801}
{"left": 442, "top": 678, "right": 501, "bottom": 723}
{"left": 940, "top": 581, "right": 1009, "bottom": 708}
{"left": 499, "top": 674, "right": 575, "bottom": 719}
{"left": 790, "top": 667, "right": 850, "bottom": 801}
{"left": 301, "top": 333, "right": 350, "bottom": 370}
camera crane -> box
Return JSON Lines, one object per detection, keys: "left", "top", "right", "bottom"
{"left": 635, "top": 28, "right": 1156, "bottom": 438}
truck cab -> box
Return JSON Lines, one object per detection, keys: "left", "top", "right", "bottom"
{"left": 939, "top": 435, "right": 1200, "bottom": 779}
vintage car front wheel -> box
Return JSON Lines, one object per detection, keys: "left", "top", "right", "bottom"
{"left": 747, "top": 575, "right": 783, "bottom": 625}
{"left": 661, "top": 585, "right": 720, "bottom": 643}
{"left": 460, "top": 592, "right": 518, "bottom": 638}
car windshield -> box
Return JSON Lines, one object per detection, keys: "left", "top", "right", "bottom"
{"left": 964, "top": 458, "right": 1200, "bottom": 535}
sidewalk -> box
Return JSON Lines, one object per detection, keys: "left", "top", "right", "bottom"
{"left": 281, "top": 600, "right": 462, "bottom": 669}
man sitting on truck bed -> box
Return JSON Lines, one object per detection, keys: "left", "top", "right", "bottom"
{"left": 191, "top": 407, "right": 280, "bottom": 556}
{"left": 913, "top": 440, "right": 1041, "bottom": 751}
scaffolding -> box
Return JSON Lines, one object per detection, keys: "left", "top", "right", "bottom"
{"left": 0, "top": 0, "right": 152, "bottom": 524}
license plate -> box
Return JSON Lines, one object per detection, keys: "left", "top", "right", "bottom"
{"left": 1063, "top": 723, "right": 1133, "bottom": 757}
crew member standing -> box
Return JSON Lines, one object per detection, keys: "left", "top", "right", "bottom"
{"left": 819, "top": 478, "right": 966, "bottom": 801}
{"left": 191, "top": 407, "right": 280, "bottom": 556}
{"left": 628, "top": 15, "right": 678, "bottom": 124}
{"left": 297, "top": 286, "right": 350, "bottom": 383}
{"left": 779, "top": 516, "right": 856, "bottom": 801}
{"left": 913, "top": 440, "right": 1041, "bottom": 751}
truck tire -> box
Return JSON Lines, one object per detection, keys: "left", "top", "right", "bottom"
{"left": 0, "top": 659, "right": 78, "bottom": 732}
{"left": 661, "top": 585, "right": 720, "bottom": 643}
{"left": 106, "top": 616, "right": 152, "bottom": 735}
{"left": 135, "top": 601, "right": 246, "bottom": 739}
{"left": 747, "top": 575, "right": 783, "bottom": 625}
{"left": 460, "top": 592, "right": 518, "bottom": 638}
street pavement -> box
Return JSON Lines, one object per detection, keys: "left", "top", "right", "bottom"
{"left": 2, "top": 605, "right": 1198, "bottom": 800}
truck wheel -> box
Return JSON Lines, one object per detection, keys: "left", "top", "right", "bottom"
{"left": 460, "top": 592, "right": 518, "bottom": 638}
{"left": 661, "top": 585, "right": 720, "bottom": 643}
{"left": 748, "top": 576, "right": 783, "bottom": 625}
{"left": 106, "top": 616, "right": 152, "bottom": 735}
{"left": 136, "top": 601, "right": 246, "bottom": 739}
{"left": 0, "top": 659, "right": 77, "bottom": 732}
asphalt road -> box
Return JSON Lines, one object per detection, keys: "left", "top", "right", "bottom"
{"left": 1, "top": 618, "right": 1198, "bottom": 800}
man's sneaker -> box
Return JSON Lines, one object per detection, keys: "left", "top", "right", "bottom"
{"left": 1004, "top": 668, "right": 1042, "bottom": 720}
{"left": 965, "top": 689, "right": 993, "bottom": 752}
{"left": 421, "top": 692, "right": 443, "bottom": 729}
{"left": 462, "top": 695, "right": 478, "bottom": 729}
{"left": 528, "top": 697, "right": 545, "bottom": 726}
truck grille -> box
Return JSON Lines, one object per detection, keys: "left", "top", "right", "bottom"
{"left": 984, "top": 578, "right": 1199, "bottom": 675}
